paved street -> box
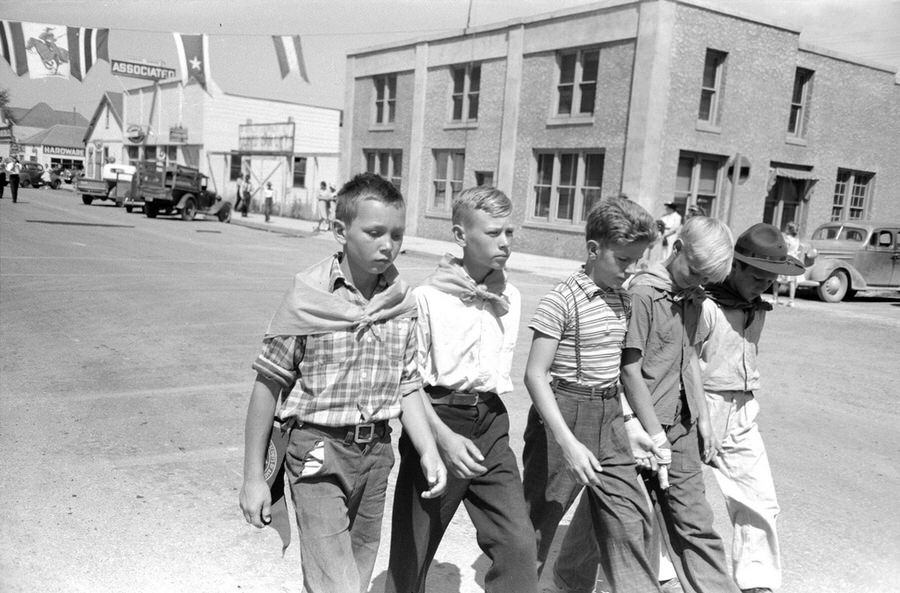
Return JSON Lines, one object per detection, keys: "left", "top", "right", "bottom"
{"left": 1, "top": 188, "right": 899, "bottom": 593}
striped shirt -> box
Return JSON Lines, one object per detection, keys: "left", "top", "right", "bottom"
{"left": 529, "top": 270, "right": 630, "bottom": 387}
{"left": 253, "top": 257, "right": 421, "bottom": 426}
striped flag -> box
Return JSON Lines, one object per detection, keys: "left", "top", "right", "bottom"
{"left": 67, "top": 26, "right": 109, "bottom": 81}
{"left": 272, "top": 35, "right": 309, "bottom": 83}
{"left": 0, "top": 20, "right": 28, "bottom": 76}
{"left": 173, "top": 33, "right": 209, "bottom": 89}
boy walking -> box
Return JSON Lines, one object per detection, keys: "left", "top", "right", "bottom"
{"left": 698, "top": 223, "right": 804, "bottom": 593}
{"left": 239, "top": 173, "right": 446, "bottom": 593}
{"left": 555, "top": 216, "right": 740, "bottom": 593}
{"left": 521, "top": 197, "right": 663, "bottom": 593}
{"left": 386, "top": 186, "right": 538, "bottom": 593}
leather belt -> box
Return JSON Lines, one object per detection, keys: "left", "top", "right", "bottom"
{"left": 553, "top": 379, "right": 619, "bottom": 399}
{"left": 302, "top": 420, "right": 389, "bottom": 445}
{"left": 425, "top": 385, "right": 497, "bottom": 406}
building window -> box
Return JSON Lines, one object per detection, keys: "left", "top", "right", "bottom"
{"left": 373, "top": 74, "right": 397, "bottom": 125}
{"left": 432, "top": 150, "right": 466, "bottom": 211}
{"left": 364, "top": 150, "right": 402, "bottom": 189}
{"left": 788, "top": 68, "right": 813, "bottom": 137}
{"left": 698, "top": 49, "right": 727, "bottom": 124}
{"left": 450, "top": 64, "right": 481, "bottom": 122}
{"left": 531, "top": 151, "right": 604, "bottom": 224}
{"left": 831, "top": 170, "right": 872, "bottom": 221}
{"left": 104, "top": 109, "right": 110, "bottom": 130}
{"left": 556, "top": 48, "right": 599, "bottom": 117}
{"left": 229, "top": 154, "right": 244, "bottom": 181}
{"left": 292, "top": 156, "right": 307, "bottom": 188}
{"left": 675, "top": 152, "right": 725, "bottom": 216}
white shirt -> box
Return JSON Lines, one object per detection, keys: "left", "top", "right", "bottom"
{"left": 414, "top": 282, "right": 521, "bottom": 395}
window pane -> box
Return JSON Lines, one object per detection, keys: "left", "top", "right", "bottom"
{"left": 582, "top": 188, "right": 602, "bottom": 220}
{"left": 557, "top": 187, "right": 575, "bottom": 221}
{"left": 534, "top": 187, "right": 551, "bottom": 218}
{"left": 433, "top": 182, "right": 446, "bottom": 208}
{"left": 451, "top": 152, "right": 465, "bottom": 181}
{"left": 469, "top": 65, "right": 481, "bottom": 92}
{"left": 468, "top": 95, "right": 479, "bottom": 120}
{"left": 584, "top": 153, "right": 603, "bottom": 188}
{"left": 559, "top": 53, "right": 576, "bottom": 83}
{"left": 379, "top": 153, "right": 389, "bottom": 177}
{"left": 392, "top": 153, "right": 402, "bottom": 179}
{"left": 388, "top": 99, "right": 396, "bottom": 123}
{"left": 788, "top": 105, "right": 801, "bottom": 134}
{"left": 387, "top": 75, "right": 396, "bottom": 98}
{"left": 435, "top": 151, "right": 448, "bottom": 180}
{"left": 699, "top": 91, "right": 712, "bottom": 120}
{"left": 676, "top": 157, "right": 693, "bottom": 193}
{"left": 452, "top": 96, "right": 463, "bottom": 120}
{"left": 698, "top": 159, "right": 718, "bottom": 194}
{"left": 375, "top": 102, "right": 384, "bottom": 123}
{"left": 536, "top": 154, "right": 554, "bottom": 185}
{"left": 375, "top": 78, "right": 384, "bottom": 100}
{"left": 559, "top": 153, "right": 577, "bottom": 186}
{"left": 452, "top": 68, "right": 465, "bottom": 93}
{"left": 582, "top": 50, "right": 599, "bottom": 81}
{"left": 702, "top": 51, "right": 719, "bottom": 88}
{"left": 366, "top": 152, "right": 375, "bottom": 173}
{"left": 557, "top": 87, "right": 573, "bottom": 115}
{"left": 579, "top": 83, "right": 596, "bottom": 114}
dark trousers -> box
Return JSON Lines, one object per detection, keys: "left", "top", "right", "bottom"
{"left": 264, "top": 197, "right": 272, "bottom": 222}
{"left": 521, "top": 392, "right": 660, "bottom": 593}
{"left": 556, "top": 408, "right": 739, "bottom": 593}
{"left": 9, "top": 174, "right": 19, "bottom": 202}
{"left": 240, "top": 191, "right": 250, "bottom": 217}
{"left": 386, "top": 396, "right": 538, "bottom": 593}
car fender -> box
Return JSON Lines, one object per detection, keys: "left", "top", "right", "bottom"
{"left": 175, "top": 193, "right": 195, "bottom": 210}
{"left": 806, "top": 258, "right": 867, "bottom": 290}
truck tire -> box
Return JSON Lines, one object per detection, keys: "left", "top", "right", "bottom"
{"left": 125, "top": 205, "right": 133, "bottom": 213}
{"left": 146, "top": 202, "right": 159, "bottom": 218}
{"left": 82, "top": 195, "right": 94, "bottom": 205}
{"left": 181, "top": 197, "right": 197, "bottom": 221}
{"left": 216, "top": 202, "right": 233, "bottom": 223}
{"left": 50, "top": 179, "right": 61, "bottom": 190}
{"left": 816, "top": 269, "right": 850, "bottom": 302}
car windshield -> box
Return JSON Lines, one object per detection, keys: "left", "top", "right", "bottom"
{"left": 813, "top": 225, "right": 867, "bottom": 242}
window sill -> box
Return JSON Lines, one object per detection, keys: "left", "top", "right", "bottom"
{"left": 368, "top": 124, "right": 396, "bottom": 133}
{"left": 695, "top": 121, "right": 721, "bottom": 134}
{"left": 443, "top": 121, "right": 478, "bottom": 131}
{"left": 522, "top": 219, "right": 586, "bottom": 234}
{"left": 546, "top": 115, "right": 595, "bottom": 128}
{"left": 785, "top": 136, "right": 808, "bottom": 147}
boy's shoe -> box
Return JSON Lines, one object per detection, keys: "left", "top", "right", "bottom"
{"left": 741, "top": 589, "right": 773, "bottom": 593}
{"left": 786, "top": 300, "right": 794, "bottom": 307}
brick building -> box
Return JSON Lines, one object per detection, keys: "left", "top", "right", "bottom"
{"left": 343, "top": 0, "right": 900, "bottom": 258}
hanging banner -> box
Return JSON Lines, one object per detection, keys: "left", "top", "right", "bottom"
{"left": 22, "top": 22, "right": 71, "bottom": 79}
{"left": 173, "top": 33, "right": 208, "bottom": 89}
{"left": 0, "top": 21, "right": 108, "bottom": 80}
{"left": 111, "top": 58, "right": 177, "bottom": 81}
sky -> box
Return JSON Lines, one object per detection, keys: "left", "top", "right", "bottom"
{"left": 2, "top": 0, "right": 899, "bottom": 119}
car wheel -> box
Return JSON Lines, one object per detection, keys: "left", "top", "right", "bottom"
{"left": 216, "top": 202, "right": 232, "bottom": 223}
{"left": 82, "top": 195, "right": 94, "bottom": 205}
{"left": 21, "top": 179, "right": 30, "bottom": 188}
{"left": 125, "top": 205, "right": 133, "bottom": 213}
{"left": 146, "top": 202, "right": 158, "bottom": 218}
{"left": 181, "top": 197, "right": 197, "bottom": 221}
{"left": 50, "top": 179, "right": 61, "bottom": 189}
{"left": 816, "top": 269, "right": 850, "bottom": 302}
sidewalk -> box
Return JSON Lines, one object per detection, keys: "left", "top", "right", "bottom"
{"left": 230, "top": 211, "right": 581, "bottom": 279}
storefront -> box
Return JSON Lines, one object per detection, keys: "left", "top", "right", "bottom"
{"left": 18, "top": 124, "right": 87, "bottom": 170}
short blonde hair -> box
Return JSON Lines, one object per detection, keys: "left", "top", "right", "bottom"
{"left": 452, "top": 186, "right": 512, "bottom": 225}
{"left": 677, "top": 216, "right": 733, "bottom": 283}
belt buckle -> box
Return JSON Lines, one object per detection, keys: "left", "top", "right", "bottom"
{"left": 354, "top": 423, "right": 375, "bottom": 444}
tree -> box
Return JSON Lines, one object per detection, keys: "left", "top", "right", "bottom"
{"left": 0, "top": 88, "right": 14, "bottom": 125}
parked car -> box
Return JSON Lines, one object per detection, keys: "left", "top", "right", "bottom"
{"left": 18, "top": 162, "right": 45, "bottom": 188}
{"left": 802, "top": 220, "right": 900, "bottom": 302}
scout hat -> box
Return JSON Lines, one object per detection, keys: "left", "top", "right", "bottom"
{"left": 733, "top": 223, "right": 805, "bottom": 275}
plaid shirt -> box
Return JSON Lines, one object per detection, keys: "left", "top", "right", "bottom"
{"left": 253, "top": 257, "right": 421, "bottom": 426}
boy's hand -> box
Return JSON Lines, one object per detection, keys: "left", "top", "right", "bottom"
{"left": 649, "top": 431, "right": 672, "bottom": 490}
{"left": 560, "top": 436, "right": 603, "bottom": 486}
{"left": 239, "top": 478, "right": 272, "bottom": 528}
{"left": 418, "top": 450, "right": 448, "bottom": 499}
{"left": 697, "top": 417, "right": 722, "bottom": 465}
{"left": 624, "top": 416, "right": 660, "bottom": 471}
{"left": 436, "top": 428, "right": 487, "bottom": 479}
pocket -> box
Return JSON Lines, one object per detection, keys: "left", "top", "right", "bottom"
{"left": 299, "top": 440, "right": 326, "bottom": 478}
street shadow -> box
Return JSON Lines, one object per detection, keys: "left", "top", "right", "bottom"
{"left": 369, "top": 561, "right": 463, "bottom": 593}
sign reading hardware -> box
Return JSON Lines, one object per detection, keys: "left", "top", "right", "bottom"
{"left": 111, "top": 59, "right": 177, "bottom": 81}
{"left": 44, "top": 145, "right": 85, "bottom": 157}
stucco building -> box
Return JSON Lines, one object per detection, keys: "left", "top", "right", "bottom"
{"left": 343, "top": 0, "right": 900, "bottom": 257}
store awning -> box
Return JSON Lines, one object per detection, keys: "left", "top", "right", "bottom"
{"left": 770, "top": 167, "right": 819, "bottom": 181}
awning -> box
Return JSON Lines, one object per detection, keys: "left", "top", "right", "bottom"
{"left": 770, "top": 167, "right": 818, "bottom": 181}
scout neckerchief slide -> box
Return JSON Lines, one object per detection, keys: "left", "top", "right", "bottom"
{"left": 263, "top": 418, "right": 291, "bottom": 554}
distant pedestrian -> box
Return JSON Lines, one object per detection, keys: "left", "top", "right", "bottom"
{"left": 659, "top": 202, "right": 682, "bottom": 260}
{"left": 234, "top": 176, "right": 244, "bottom": 213}
{"left": 241, "top": 174, "right": 251, "bottom": 218}
{"left": 0, "top": 159, "right": 6, "bottom": 199}
{"left": 314, "top": 181, "right": 333, "bottom": 232}
{"left": 772, "top": 222, "right": 804, "bottom": 307}
{"left": 264, "top": 181, "right": 274, "bottom": 222}
{"left": 6, "top": 156, "right": 22, "bottom": 203}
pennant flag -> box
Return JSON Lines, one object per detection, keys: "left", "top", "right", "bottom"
{"left": 0, "top": 21, "right": 28, "bottom": 76}
{"left": 16, "top": 22, "right": 72, "bottom": 79}
{"left": 273, "top": 35, "right": 309, "bottom": 83}
{"left": 67, "top": 26, "right": 109, "bottom": 81}
{"left": 173, "top": 33, "right": 208, "bottom": 89}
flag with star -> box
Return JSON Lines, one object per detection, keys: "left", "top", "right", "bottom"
{"left": 173, "top": 32, "right": 208, "bottom": 89}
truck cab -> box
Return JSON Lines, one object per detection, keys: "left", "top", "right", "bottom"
{"left": 131, "top": 161, "right": 231, "bottom": 222}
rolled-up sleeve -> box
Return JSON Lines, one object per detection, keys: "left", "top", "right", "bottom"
{"left": 252, "top": 335, "right": 305, "bottom": 390}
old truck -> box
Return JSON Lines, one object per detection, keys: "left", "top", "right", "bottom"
{"left": 75, "top": 163, "right": 135, "bottom": 206}
{"left": 130, "top": 160, "right": 231, "bottom": 222}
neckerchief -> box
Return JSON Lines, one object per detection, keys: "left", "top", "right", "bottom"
{"left": 705, "top": 279, "right": 772, "bottom": 329}
{"left": 423, "top": 253, "right": 510, "bottom": 317}
{"left": 265, "top": 253, "right": 416, "bottom": 338}
{"left": 628, "top": 262, "right": 706, "bottom": 303}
